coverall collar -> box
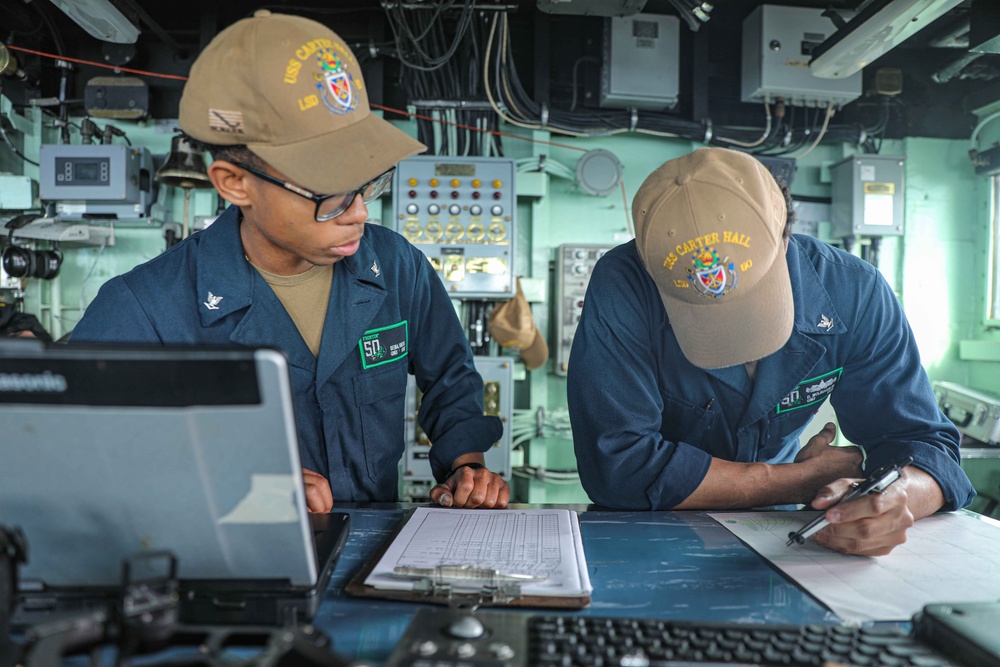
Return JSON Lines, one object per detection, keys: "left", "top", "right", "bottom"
{"left": 193, "top": 206, "right": 389, "bottom": 383}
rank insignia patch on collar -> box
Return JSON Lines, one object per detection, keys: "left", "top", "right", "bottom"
{"left": 204, "top": 292, "right": 223, "bottom": 310}
{"left": 370, "top": 260, "right": 380, "bottom": 278}
{"left": 817, "top": 314, "right": 834, "bottom": 331}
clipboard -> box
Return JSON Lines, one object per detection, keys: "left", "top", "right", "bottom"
{"left": 345, "top": 507, "right": 592, "bottom": 609}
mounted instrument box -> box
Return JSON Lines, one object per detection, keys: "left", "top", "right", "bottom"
{"left": 933, "top": 381, "right": 1000, "bottom": 446}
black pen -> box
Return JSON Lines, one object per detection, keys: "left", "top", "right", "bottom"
{"left": 786, "top": 456, "right": 914, "bottom": 547}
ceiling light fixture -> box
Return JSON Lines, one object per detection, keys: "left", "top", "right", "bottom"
{"left": 47, "top": 0, "right": 140, "bottom": 44}
{"left": 809, "top": 0, "right": 963, "bottom": 79}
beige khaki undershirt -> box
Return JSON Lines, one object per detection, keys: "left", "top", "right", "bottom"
{"left": 248, "top": 262, "right": 332, "bottom": 357}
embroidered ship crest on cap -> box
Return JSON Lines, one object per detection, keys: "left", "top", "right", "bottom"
{"left": 686, "top": 248, "right": 738, "bottom": 298}
{"left": 315, "top": 49, "right": 357, "bottom": 114}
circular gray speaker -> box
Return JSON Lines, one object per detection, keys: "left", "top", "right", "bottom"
{"left": 575, "top": 149, "right": 623, "bottom": 197}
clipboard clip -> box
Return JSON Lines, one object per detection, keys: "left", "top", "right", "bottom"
{"left": 392, "top": 565, "right": 545, "bottom": 606}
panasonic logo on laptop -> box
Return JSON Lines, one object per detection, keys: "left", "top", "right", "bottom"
{"left": 0, "top": 371, "right": 69, "bottom": 393}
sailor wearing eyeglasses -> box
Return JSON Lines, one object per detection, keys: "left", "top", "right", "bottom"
{"left": 70, "top": 10, "right": 510, "bottom": 511}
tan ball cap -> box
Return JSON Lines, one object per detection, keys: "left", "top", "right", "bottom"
{"left": 488, "top": 280, "right": 549, "bottom": 371}
{"left": 179, "top": 10, "right": 425, "bottom": 193}
{"left": 633, "top": 147, "right": 792, "bottom": 369}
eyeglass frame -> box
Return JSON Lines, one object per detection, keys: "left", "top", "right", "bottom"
{"left": 233, "top": 162, "right": 395, "bottom": 222}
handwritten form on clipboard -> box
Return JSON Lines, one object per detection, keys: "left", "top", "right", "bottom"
{"left": 364, "top": 507, "right": 593, "bottom": 597}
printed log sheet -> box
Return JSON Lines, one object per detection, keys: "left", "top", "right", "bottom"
{"left": 364, "top": 507, "right": 592, "bottom": 597}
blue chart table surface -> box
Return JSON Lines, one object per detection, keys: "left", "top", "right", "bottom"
{"left": 314, "top": 505, "right": 838, "bottom": 663}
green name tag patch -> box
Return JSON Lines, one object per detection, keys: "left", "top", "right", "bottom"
{"left": 359, "top": 321, "right": 408, "bottom": 369}
{"left": 776, "top": 367, "right": 843, "bottom": 414}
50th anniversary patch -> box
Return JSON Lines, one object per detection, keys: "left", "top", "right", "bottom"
{"left": 776, "top": 367, "right": 843, "bottom": 414}
{"left": 359, "top": 321, "right": 408, "bottom": 369}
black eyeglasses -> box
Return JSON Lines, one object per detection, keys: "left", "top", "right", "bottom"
{"left": 235, "top": 162, "right": 395, "bottom": 222}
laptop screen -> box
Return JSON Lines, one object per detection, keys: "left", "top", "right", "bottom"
{"left": 0, "top": 341, "right": 318, "bottom": 589}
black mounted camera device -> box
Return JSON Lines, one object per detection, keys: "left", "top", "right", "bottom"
{"left": 1, "top": 215, "right": 62, "bottom": 281}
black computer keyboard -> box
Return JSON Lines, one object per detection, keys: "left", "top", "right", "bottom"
{"left": 385, "top": 607, "right": 961, "bottom": 666}
{"left": 528, "top": 614, "right": 954, "bottom": 666}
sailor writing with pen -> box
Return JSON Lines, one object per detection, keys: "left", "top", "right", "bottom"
{"left": 787, "top": 458, "right": 913, "bottom": 548}
{"left": 567, "top": 148, "right": 975, "bottom": 557}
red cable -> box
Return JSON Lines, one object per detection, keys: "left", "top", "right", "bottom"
{"left": 9, "top": 44, "right": 587, "bottom": 153}
{"left": 6, "top": 45, "right": 189, "bottom": 81}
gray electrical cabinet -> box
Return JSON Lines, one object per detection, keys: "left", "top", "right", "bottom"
{"left": 830, "top": 155, "right": 905, "bottom": 238}
{"left": 741, "top": 5, "right": 862, "bottom": 107}
{"left": 39, "top": 144, "right": 153, "bottom": 219}
{"left": 601, "top": 14, "right": 679, "bottom": 110}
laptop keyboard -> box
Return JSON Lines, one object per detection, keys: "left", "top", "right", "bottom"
{"left": 386, "top": 608, "right": 961, "bottom": 666}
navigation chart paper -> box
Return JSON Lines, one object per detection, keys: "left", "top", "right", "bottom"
{"left": 710, "top": 511, "right": 1000, "bottom": 622}
{"left": 365, "top": 507, "right": 592, "bottom": 597}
